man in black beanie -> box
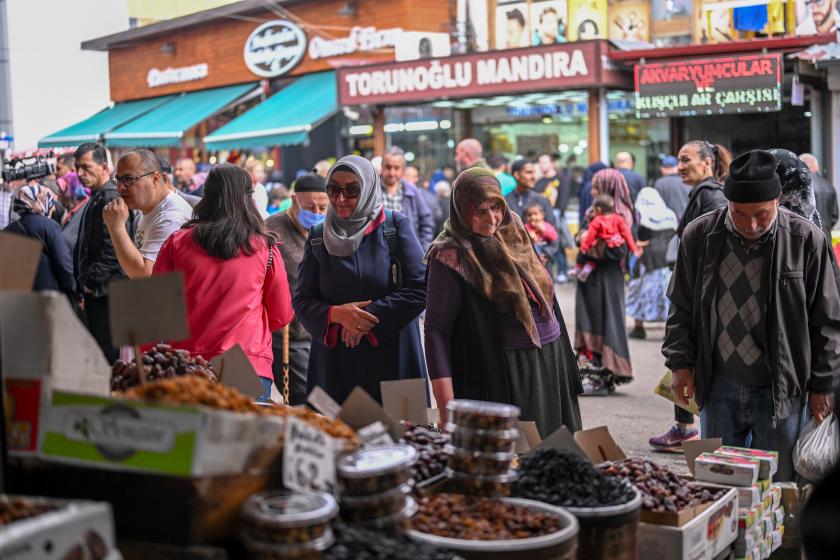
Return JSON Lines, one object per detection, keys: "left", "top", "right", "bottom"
{"left": 664, "top": 149, "right": 840, "bottom": 481}
{"left": 266, "top": 173, "right": 329, "bottom": 405}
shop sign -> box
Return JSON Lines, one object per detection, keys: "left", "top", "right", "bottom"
{"left": 244, "top": 20, "right": 307, "bottom": 78}
{"left": 309, "top": 26, "right": 403, "bottom": 60}
{"left": 147, "top": 63, "right": 209, "bottom": 88}
{"left": 338, "top": 42, "right": 617, "bottom": 105}
{"left": 634, "top": 53, "right": 782, "bottom": 118}
{"left": 506, "top": 96, "right": 633, "bottom": 118}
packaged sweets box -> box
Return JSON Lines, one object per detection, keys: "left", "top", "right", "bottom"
{"left": 695, "top": 452, "right": 760, "bottom": 487}
{"left": 715, "top": 446, "right": 778, "bottom": 480}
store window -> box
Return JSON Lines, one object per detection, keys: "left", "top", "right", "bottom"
{"left": 607, "top": 90, "right": 670, "bottom": 183}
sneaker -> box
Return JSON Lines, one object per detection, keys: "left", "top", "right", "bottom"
{"left": 649, "top": 424, "right": 699, "bottom": 451}
{"left": 555, "top": 273, "right": 568, "bottom": 284}
{"left": 582, "top": 377, "right": 609, "bottom": 396}
{"left": 628, "top": 326, "right": 646, "bottom": 339}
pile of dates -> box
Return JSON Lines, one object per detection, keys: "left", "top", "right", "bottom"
{"left": 600, "top": 458, "right": 726, "bottom": 513}
{"left": 399, "top": 422, "right": 449, "bottom": 484}
{"left": 111, "top": 344, "right": 216, "bottom": 391}
{"left": 325, "top": 525, "right": 456, "bottom": 560}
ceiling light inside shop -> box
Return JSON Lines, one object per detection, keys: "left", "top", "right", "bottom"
{"left": 350, "top": 125, "right": 374, "bottom": 136}
{"left": 432, "top": 101, "right": 455, "bottom": 108}
{"left": 383, "top": 123, "right": 405, "bottom": 133}
{"left": 447, "top": 140, "right": 455, "bottom": 148}
{"left": 209, "top": 156, "right": 217, "bottom": 164}
{"left": 559, "top": 144, "right": 569, "bottom": 153}
{"left": 440, "top": 120, "right": 452, "bottom": 130}
{"left": 804, "top": 111, "right": 813, "bottom": 117}
{"left": 266, "top": 159, "right": 275, "bottom": 168}
{"left": 404, "top": 120, "right": 439, "bottom": 132}
{"left": 573, "top": 147, "right": 584, "bottom": 155}
{"left": 405, "top": 152, "right": 416, "bottom": 162}
{"left": 541, "top": 116, "right": 553, "bottom": 124}
{"left": 578, "top": 140, "right": 588, "bottom": 148}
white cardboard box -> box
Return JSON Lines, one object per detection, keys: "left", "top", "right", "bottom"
{"left": 639, "top": 488, "right": 738, "bottom": 560}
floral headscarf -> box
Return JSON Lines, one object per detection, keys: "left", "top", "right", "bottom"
{"left": 13, "top": 185, "right": 57, "bottom": 217}
{"left": 769, "top": 148, "right": 822, "bottom": 229}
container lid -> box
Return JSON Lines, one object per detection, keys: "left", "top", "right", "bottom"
{"left": 446, "top": 399, "right": 520, "bottom": 419}
{"left": 242, "top": 490, "right": 338, "bottom": 528}
{"left": 444, "top": 444, "right": 517, "bottom": 462}
{"left": 340, "top": 481, "right": 414, "bottom": 507}
{"left": 350, "top": 496, "right": 419, "bottom": 530}
{"left": 445, "top": 467, "right": 519, "bottom": 483}
{"left": 445, "top": 423, "right": 520, "bottom": 441}
{"left": 337, "top": 444, "right": 418, "bottom": 479}
{"left": 241, "top": 528, "right": 335, "bottom": 553}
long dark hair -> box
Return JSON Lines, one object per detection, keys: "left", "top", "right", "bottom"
{"left": 684, "top": 140, "right": 733, "bottom": 182}
{"left": 185, "top": 164, "right": 276, "bottom": 260}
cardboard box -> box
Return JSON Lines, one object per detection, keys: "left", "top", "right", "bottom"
{"left": 701, "top": 481, "right": 762, "bottom": 508}
{"left": 39, "top": 390, "right": 284, "bottom": 477}
{"left": 1, "top": 292, "right": 111, "bottom": 457}
{"left": 764, "top": 484, "right": 782, "bottom": 510}
{"left": 739, "top": 505, "right": 761, "bottom": 531}
{"left": 715, "top": 446, "right": 778, "bottom": 480}
{"left": 0, "top": 496, "right": 118, "bottom": 560}
{"left": 638, "top": 487, "right": 738, "bottom": 560}
{"left": 695, "top": 452, "right": 760, "bottom": 486}
{"left": 771, "top": 527, "right": 784, "bottom": 551}
{"left": 773, "top": 506, "right": 785, "bottom": 529}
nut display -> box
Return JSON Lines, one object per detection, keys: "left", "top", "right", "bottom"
{"left": 241, "top": 490, "right": 338, "bottom": 546}
{"left": 324, "top": 524, "right": 458, "bottom": 560}
{"left": 399, "top": 423, "right": 449, "bottom": 484}
{"left": 512, "top": 448, "right": 636, "bottom": 508}
{"left": 111, "top": 344, "right": 216, "bottom": 391}
{"left": 339, "top": 483, "right": 412, "bottom": 522}
{"left": 124, "top": 376, "right": 266, "bottom": 414}
{"left": 287, "top": 406, "right": 359, "bottom": 444}
{"left": 0, "top": 497, "right": 58, "bottom": 525}
{"left": 444, "top": 445, "right": 515, "bottom": 476}
{"left": 446, "top": 400, "right": 520, "bottom": 431}
{"left": 600, "top": 458, "right": 727, "bottom": 513}
{"left": 337, "top": 445, "right": 418, "bottom": 496}
{"left": 446, "top": 423, "right": 519, "bottom": 454}
{"left": 410, "top": 494, "right": 562, "bottom": 540}
{"left": 445, "top": 468, "right": 517, "bottom": 497}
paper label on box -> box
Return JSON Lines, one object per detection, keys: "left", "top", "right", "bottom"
{"left": 4, "top": 378, "right": 44, "bottom": 454}
{"left": 358, "top": 421, "right": 395, "bottom": 446}
{"left": 283, "top": 416, "right": 336, "bottom": 493}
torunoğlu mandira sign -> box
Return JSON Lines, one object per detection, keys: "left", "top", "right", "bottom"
{"left": 634, "top": 53, "right": 783, "bottom": 118}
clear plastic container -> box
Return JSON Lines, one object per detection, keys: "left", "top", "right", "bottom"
{"left": 241, "top": 490, "right": 338, "bottom": 545}
{"left": 241, "top": 530, "right": 334, "bottom": 559}
{"left": 337, "top": 445, "right": 418, "bottom": 496}
{"left": 444, "top": 445, "right": 516, "bottom": 476}
{"left": 447, "top": 400, "right": 520, "bottom": 431}
{"left": 340, "top": 482, "right": 413, "bottom": 521}
{"left": 351, "top": 496, "right": 419, "bottom": 531}
{"left": 445, "top": 468, "right": 519, "bottom": 497}
{"left": 446, "top": 423, "right": 520, "bottom": 454}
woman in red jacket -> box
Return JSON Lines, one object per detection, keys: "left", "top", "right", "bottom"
{"left": 154, "top": 164, "right": 293, "bottom": 400}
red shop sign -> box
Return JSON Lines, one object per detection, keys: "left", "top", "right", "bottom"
{"left": 337, "top": 40, "right": 628, "bottom": 105}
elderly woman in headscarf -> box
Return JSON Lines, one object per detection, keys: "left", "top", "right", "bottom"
{"left": 424, "top": 167, "right": 582, "bottom": 436}
{"left": 626, "top": 187, "right": 679, "bottom": 339}
{"left": 3, "top": 185, "right": 76, "bottom": 301}
{"left": 575, "top": 168, "right": 635, "bottom": 395}
{"left": 293, "top": 156, "right": 428, "bottom": 405}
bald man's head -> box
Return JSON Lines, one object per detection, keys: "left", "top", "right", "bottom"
{"left": 799, "top": 153, "right": 820, "bottom": 174}
{"left": 615, "top": 152, "right": 634, "bottom": 170}
{"left": 174, "top": 158, "right": 196, "bottom": 189}
{"left": 455, "top": 138, "right": 483, "bottom": 171}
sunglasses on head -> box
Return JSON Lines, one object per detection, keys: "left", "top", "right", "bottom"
{"left": 327, "top": 183, "right": 361, "bottom": 200}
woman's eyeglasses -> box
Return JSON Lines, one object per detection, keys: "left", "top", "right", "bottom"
{"left": 327, "top": 183, "right": 361, "bottom": 200}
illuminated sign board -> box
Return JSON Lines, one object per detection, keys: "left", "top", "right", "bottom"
{"left": 634, "top": 53, "right": 782, "bottom": 118}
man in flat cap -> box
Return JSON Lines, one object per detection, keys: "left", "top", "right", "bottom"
{"left": 664, "top": 149, "right": 840, "bottom": 481}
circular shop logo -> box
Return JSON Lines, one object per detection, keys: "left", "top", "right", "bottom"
{"left": 244, "top": 20, "right": 307, "bottom": 78}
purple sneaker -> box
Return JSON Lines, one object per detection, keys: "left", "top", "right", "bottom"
{"left": 649, "top": 424, "right": 699, "bottom": 452}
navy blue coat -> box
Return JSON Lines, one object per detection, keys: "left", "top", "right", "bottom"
{"left": 4, "top": 213, "right": 76, "bottom": 301}
{"left": 293, "top": 211, "right": 428, "bottom": 405}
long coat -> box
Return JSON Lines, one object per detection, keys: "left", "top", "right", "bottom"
{"left": 293, "top": 211, "right": 428, "bottom": 404}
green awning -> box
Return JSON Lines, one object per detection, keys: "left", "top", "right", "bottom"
{"left": 38, "top": 96, "right": 175, "bottom": 148}
{"left": 104, "top": 83, "right": 255, "bottom": 147}
{"left": 203, "top": 72, "right": 337, "bottom": 151}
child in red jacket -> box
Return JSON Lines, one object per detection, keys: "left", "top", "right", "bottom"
{"left": 577, "top": 194, "right": 641, "bottom": 281}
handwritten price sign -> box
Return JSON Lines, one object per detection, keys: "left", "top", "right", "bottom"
{"left": 283, "top": 416, "right": 336, "bottom": 493}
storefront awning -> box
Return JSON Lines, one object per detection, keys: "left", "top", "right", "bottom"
{"left": 38, "top": 96, "right": 175, "bottom": 148}
{"left": 203, "top": 72, "right": 337, "bottom": 151}
{"left": 103, "top": 83, "right": 255, "bottom": 147}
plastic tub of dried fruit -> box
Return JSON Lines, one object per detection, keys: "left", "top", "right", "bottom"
{"left": 564, "top": 487, "right": 642, "bottom": 560}
{"left": 407, "top": 497, "right": 579, "bottom": 560}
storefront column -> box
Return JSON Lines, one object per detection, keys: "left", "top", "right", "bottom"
{"left": 810, "top": 88, "right": 823, "bottom": 165}
{"left": 373, "top": 106, "right": 386, "bottom": 156}
{"left": 830, "top": 70, "right": 840, "bottom": 190}
{"left": 587, "top": 88, "right": 609, "bottom": 164}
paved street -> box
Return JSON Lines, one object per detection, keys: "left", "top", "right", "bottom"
{"left": 555, "top": 282, "right": 691, "bottom": 473}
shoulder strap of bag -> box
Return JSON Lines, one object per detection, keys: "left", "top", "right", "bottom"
{"left": 383, "top": 209, "right": 398, "bottom": 258}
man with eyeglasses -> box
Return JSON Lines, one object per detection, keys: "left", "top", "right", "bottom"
{"left": 104, "top": 149, "right": 192, "bottom": 280}
{"left": 73, "top": 142, "right": 137, "bottom": 363}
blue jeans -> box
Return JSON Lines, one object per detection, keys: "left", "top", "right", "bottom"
{"left": 257, "top": 377, "right": 273, "bottom": 402}
{"left": 701, "top": 375, "right": 806, "bottom": 482}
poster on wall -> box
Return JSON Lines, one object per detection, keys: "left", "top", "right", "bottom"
{"left": 653, "top": 0, "right": 691, "bottom": 21}
{"left": 703, "top": 4, "right": 735, "bottom": 43}
{"left": 468, "top": 0, "right": 490, "bottom": 50}
{"left": 568, "top": 0, "right": 609, "bottom": 40}
{"left": 496, "top": 2, "right": 531, "bottom": 48}
{"left": 795, "top": 0, "right": 840, "bottom": 35}
{"left": 530, "top": 1, "right": 569, "bottom": 45}
{"left": 608, "top": 1, "right": 651, "bottom": 42}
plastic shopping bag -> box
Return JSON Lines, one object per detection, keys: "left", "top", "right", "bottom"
{"left": 793, "top": 414, "right": 838, "bottom": 481}
{"left": 654, "top": 370, "right": 700, "bottom": 416}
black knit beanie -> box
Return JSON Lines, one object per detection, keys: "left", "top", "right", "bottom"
{"left": 293, "top": 173, "right": 326, "bottom": 193}
{"left": 724, "top": 150, "right": 782, "bottom": 203}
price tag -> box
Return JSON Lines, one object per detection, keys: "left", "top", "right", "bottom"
{"left": 357, "top": 421, "right": 395, "bottom": 446}
{"left": 283, "top": 416, "right": 336, "bottom": 493}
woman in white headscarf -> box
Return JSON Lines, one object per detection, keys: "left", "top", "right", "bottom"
{"left": 626, "top": 187, "right": 679, "bottom": 339}
{"left": 293, "top": 156, "right": 428, "bottom": 404}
